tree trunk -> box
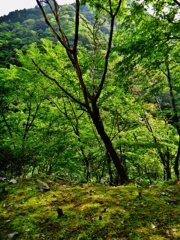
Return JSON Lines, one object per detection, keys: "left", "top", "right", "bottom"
{"left": 86, "top": 161, "right": 91, "bottom": 182}
{"left": 89, "top": 104, "right": 128, "bottom": 184}
{"left": 174, "top": 139, "right": 180, "bottom": 179}
{"left": 106, "top": 151, "right": 113, "bottom": 185}
{"left": 166, "top": 62, "right": 180, "bottom": 179}
{"left": 165, "top": 156, "right": 171, "bottom": 180}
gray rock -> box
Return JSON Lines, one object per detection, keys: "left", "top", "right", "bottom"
{"left": 9, "top": 179, "right": 17, "bottom": 184}
{"left": 0, "top": 177, "right": 7, "bottom": 182}
{"left": 38, "top": 181, "right": 50, "bottom": 191}
{"left": 7, "top": 232, "right": 19, "bottom": 239}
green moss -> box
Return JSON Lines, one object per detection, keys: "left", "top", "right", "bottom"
{"left": 1, "top": 179, "right": 180, "bottom": 239}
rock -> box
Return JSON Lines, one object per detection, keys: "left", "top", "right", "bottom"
{"left": 161, "top": 192, "right": 168, "bottom": 196}
{"left": 0, "top": 177, "right": 7, "bottom": 182}
{"left": 52, "top": 195, "right": 57, "bottom": 201}
{"left": 38, "top": 181, "right": 50, "bottom": 191}
{"left": 100, "top": 177, "right": 109, "bottom": 184}
{"left": 9, "top": 179, "right": 17, "bottom": 184}
{"left": 7, "top": 232, "right": 19, "bottom": 239}
{"left": 149, "top": 184, "right": 157, "bottom": 188}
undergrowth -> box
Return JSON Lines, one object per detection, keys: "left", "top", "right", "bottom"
{"left": 1, "top": 178, "right": 180, "bottom": 239}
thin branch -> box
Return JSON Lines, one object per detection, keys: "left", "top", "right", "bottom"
{"left": 73, "top": 55, "right": 92, "bottom": 104}
{"left": 80, "top": 15, "right": 106, "bottom": 96}
{"left": 109, "top": 0, "right": 113, "bottom": 15}
{"left": 94, "top": 0, "right": 122, "bottom": 103}
{"left": 73, "top": 0, "right": 80, "bottom": 53}
{"left": 32, "top": 59, "right": 86, "bottom": 107}
{"left": 97, "top": 4, "right": 111, "bottom": 15}
{"left": 165, "top": 60, "right": 180, "bottom": 134}
{"left": 93, "top": 15, "right": 115, "bottom": 102}
{"left": 114, "top": 0, "right": 122, "bottom": 16}
{"left": 23, "top": 102, "right": 41, "bottom": 140}
{"left": 1, "top": 112, "right": 13, "bottom": 139}
{"left": 111, "top": 124, "right": 127, "bottom": 142}
{"left": 52, "top": 0, "right": 73, "bottom": 56}
{"left": 36, "top": 0, "right": 91, "bottom": 107}
{"left": 36, "top": 0, "right": 73, "bottom": 54}
{"left": 46, "top": 97, "right": 68, "bottom": 116}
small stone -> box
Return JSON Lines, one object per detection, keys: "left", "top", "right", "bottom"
{"left": 0, "top": 177, "right": 7, "bottom": 182}
{"left": 37, "top": 181, "right": 50, "bottom": 191}
{"left": 161, "top": 192, "right": 168, "bottom": 196}
{"left": 151, "top": 224, "right": 156, "bottom": 229}
{"left": 9, "top": 179, "right": 17, "bottom": 184}
{"left": 7, "top": 232, "right": 19, "bottom": 239}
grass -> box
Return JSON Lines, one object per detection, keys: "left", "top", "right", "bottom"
{"left": 1, "top": 178, "right": 180, "bottom": 239}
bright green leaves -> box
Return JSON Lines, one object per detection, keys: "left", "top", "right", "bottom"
{"left": 112, "top": 0, "right": 180, "bottom": 180}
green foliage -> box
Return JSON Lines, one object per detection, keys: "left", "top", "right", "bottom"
{"left": 0, "top": 0, "right": 180, "bottom": 182}
{"left": 0, "top": 3, "right": 107, "bottom": 68}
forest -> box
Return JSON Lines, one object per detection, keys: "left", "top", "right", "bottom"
{"left": 1, "top": 0, "right": 180, "bottom": 239}
{"left": 0, "top": 0, "right": 180, "bottom": 184}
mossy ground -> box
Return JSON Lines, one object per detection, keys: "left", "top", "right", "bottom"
{"left": 1, "top": 178, "right": 180, "bottom": 239}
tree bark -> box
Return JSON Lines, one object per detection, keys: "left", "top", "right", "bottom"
{"left": 89, "top": 103, "right": 128, "bottom": 184}
{"left": 174, "top": 139, "right": 180, "bottom": 179}
{"left": 106, "top": 151, "right": 113, "bottom": 185}
{"left": 166, "top": 61, "right": 180, "bottom": 179}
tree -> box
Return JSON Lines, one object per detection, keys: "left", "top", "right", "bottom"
{"left": 34, "top": 0, "right": 128, "bottom": 184}
{"left": 113, "top": 0, "right": 180, "bottom": 179}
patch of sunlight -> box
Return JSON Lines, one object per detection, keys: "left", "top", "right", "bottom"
{"left": 79, "top": 202, "right": 100, "bottom": 211}
{"left": 23, "top": 196, "right": 41, "bottom": 206}
{"left": 149, "top": 236, "right": 169, "bottom": 240}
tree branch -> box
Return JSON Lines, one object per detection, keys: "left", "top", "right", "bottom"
{"left": 73, "top": 0, "right": 80, "bottom": 53}
{"left": 94, "top": 0, "right": 122, "bottom": 103}
{"left": 173, "top": 0, "right": 180, "bottom": 7}
{"left": 32, "top": 59, "right": 86, "bottom": 107}
{"left": 36, "top": 0, "right": 73, "bottom": 55}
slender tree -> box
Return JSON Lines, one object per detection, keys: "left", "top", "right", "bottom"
{"left": 34, "top": 0, "right": 128, "bottom": 183}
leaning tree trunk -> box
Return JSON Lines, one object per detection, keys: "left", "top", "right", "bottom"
{"left": 89, "top": 103, "right": 129, "bottom": 184}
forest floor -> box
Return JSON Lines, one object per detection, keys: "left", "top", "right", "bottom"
{"left": 1, "top": 177, "right": 180, "bottom": 240}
